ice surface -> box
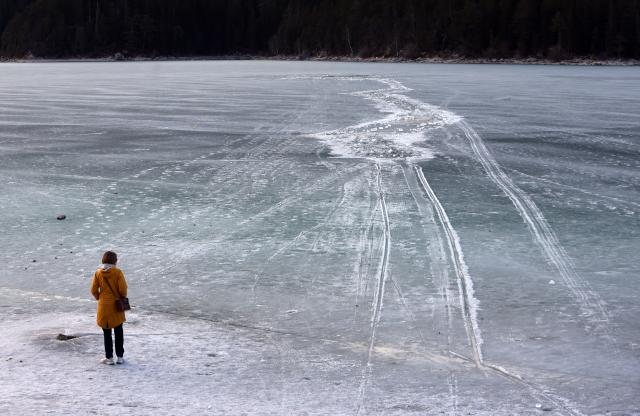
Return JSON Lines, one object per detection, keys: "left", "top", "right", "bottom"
{"left": 0, "top": 61, "right": 639, "bottom": 415}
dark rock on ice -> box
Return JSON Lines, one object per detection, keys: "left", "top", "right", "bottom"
{"left": 56, "top": 214, "right": 66, "bottom": 220}
{"left": 56, "top": 334, "right": 78, "bottom": 341}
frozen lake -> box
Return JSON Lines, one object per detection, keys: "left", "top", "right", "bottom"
{"left": 0, "top": 61, "right": 639, "bottom": 415}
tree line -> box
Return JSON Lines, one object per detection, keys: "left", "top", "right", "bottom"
{"left": 1, "top": 0, "right": 639, "bottom": 59}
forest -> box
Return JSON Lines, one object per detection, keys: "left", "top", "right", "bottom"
{"left": 1, "top": 0, "right": 639, "bottom": 59}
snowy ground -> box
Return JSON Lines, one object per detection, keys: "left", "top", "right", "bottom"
{"left": 0, "top": 61, "right": 639, "bottom": 415}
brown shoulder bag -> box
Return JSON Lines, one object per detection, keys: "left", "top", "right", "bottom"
{"left": 102, "top": 274, "right": 131, "bottom": 311}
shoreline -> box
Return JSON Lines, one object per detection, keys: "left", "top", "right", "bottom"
{"left": 1, "top": 54, "right": 639, "bottom": 66}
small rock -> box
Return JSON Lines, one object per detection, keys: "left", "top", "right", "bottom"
{"left": 303, "top": 376, "right": 311, "bottom": 381}
{"left": 31, "top": 259, "right": 36, "bottom": 263}
{"left": 56, "top": 215, "right": 66, "bottom": 220}
{"left": 57, "top": 334, "right": 78, "bottom": 341}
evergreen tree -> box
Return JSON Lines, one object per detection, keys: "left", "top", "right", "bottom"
{"left": 1, "top": 0, "right": 638, "bottom": 59}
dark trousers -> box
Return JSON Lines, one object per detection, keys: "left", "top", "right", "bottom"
{"left": 102, "top": 324, "right": 124, "bottom": 359}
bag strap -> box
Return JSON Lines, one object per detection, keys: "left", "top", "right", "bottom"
{"left": 101, "top": 273, "right": 121, "bottom": 301}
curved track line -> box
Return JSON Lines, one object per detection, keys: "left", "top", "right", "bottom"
{"left": 457, "top": 121, "right": 611, "bottom": 328}
{"left": 402, "top": 163, "right": 460, "bottom": 414}
{"left": 413, "top": 164, "right": 484, "bottom": 366}
{"left": 356, "top": 164, "right": 391, "bottom": 416}
{"left": 411, "top": 165, "right": 586, "bottom": 416}
{"left": 353, "top": 186, "right": 380, "bottom": 324}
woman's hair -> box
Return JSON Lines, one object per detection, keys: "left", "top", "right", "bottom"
{"left": 102, "top": 251, "right": 117, "bottom": 265}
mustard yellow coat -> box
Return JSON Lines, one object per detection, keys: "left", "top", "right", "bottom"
{"left": 90, "top": 267, "right": 128, "bottom": 329}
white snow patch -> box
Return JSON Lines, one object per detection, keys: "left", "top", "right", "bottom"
{"left": 298, "top": 75, "right": 461, "bottom": 161}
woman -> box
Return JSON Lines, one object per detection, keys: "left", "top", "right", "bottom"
{"left": 90, "top": 250, "right": 128, "bottom": 365}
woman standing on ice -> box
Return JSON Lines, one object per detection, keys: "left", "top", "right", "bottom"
{"left": 90, "top": 251, "right": 128, "bottom": 365}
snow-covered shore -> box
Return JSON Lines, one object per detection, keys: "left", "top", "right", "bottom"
{"left": 0, "top": 288, "right": 369, "bottom": 415}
